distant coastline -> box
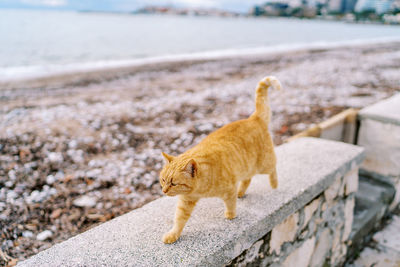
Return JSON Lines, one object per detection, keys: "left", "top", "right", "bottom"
{"left": 132, "top": 4, "right": 400, "bottom": 25}
{"left": 132, "top": 6, "right": 242, "bottom": 17}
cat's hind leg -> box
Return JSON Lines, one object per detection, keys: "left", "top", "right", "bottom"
{"left": 269, "top": 168, "right": 278, "bottom": 189}
{"left": 238, "top": 178, "right": 251, "bottom": 198}
{"left": 260, "top": 166, "right": 278, "bottom": 189}
{"left": 223, "top": 191, "right": 237, "bottom": 219}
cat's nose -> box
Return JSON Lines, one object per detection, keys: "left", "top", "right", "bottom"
{"left": 162, "top": 187, "right": 169, "bottom": 193}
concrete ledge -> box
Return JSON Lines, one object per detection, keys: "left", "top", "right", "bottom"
{"left": 358, "top": 93, "right": 400, "bottom": 126}
{"left": 19, "top": 138, "right": 365, "bottom": 267}
{"left": 357, "top": 93, "right": 400, "bottom": 178}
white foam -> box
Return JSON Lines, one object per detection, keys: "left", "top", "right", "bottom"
{"left": 1, "top": 36, "right": 400, "bottom": 82}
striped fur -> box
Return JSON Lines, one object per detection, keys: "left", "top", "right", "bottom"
{"left": 159, "top": 76, "right": 281, "bottom": 244}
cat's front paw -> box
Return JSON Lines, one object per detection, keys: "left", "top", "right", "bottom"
{"left": 225, "top": 210, "right": 236, "bottom": 220}
{"left": 162, "top": 231, "right": 180, "bottom": 244}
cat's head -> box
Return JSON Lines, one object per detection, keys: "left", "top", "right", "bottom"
{"left": 159, "top": 152, "right": 198, "bottom": 196}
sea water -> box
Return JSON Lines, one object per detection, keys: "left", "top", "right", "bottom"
{"left": 1, "top": 9, "right": 400, "bottom": 81}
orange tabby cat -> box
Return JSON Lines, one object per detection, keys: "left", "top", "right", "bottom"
{"left": 159, "top": 76, "right": 281, "bottom": 244}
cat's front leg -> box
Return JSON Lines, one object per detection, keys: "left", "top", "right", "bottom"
{"left": 223, "top": 192, "right": 237, "bottom": 219}
{"left": 163, "top": 196, "right": 198, "bottom": 244}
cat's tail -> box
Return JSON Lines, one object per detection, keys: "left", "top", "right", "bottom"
{"left": 253, "top": 76, "right": 281, "bottom": 124}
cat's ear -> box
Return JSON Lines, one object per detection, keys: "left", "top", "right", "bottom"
{"left": 162, "top": 152, "right": 174, "bottom": 164}
{"left": 184, "top": 159, "right": 197, "bottom": 178}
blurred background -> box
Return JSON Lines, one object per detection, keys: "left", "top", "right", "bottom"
{"left": 0, "top": 0, "right": 399, "bottom": 265}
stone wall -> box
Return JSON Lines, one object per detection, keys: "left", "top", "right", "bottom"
{"left": 229, "top": 167, "right": 358, "bottom": 267}
{"left": 19, "top": 138, "right": 364, "bottom": 267}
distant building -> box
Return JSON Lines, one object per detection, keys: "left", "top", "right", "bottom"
{"left": 354, "top": 0, "right": 394, "bottom": 13}
{"left": 343, "top": 0, "right": 358, "bottom": 12}
{"left": 383, "top": 13, "right": 400, "bottom": 22}
{"left": 288, "top": 0, "right": 304, "bottom": 7}
{"left": 251, "top": 0, "right": 317, "bottom": 17}
{"left": 250, "top": 6, "right": 265, "bottom": 16}
{"left": 391, "top": 0, "right": 400, "bottom": 10}
{"left": 328, "top": 0, "right": 343, "bottom": 12}
{"left": 327, "top": 0, "right": 358, "bottom": 13}
{"left": 354, "top": 0, "right": 374, "bottom": 12}
{"left": 376, "top": 0, "right": 395, "bottom": 13}
{"left": 252, "top": 0, "right": 397, "bottom": 17}
{"left": 263, "top": 2, "right": 290, "bottom": 16}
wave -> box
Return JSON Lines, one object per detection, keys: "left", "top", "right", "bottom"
{"left": 1, "top": 36, "right": 400, "bottom": 82}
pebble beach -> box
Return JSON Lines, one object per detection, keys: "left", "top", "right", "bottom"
{"left": 1, "top": 41, "right": 399, "bottom": 265}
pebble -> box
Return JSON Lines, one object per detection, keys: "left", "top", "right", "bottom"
{"left": 86, "top": 168, "right": 102, "bottom": 178}
{"left": 22, "top": 230, "right": 34, "bottom": 238}
{"left": 68, "top": 140, "right": 78, "bottom": 149}
{"left": 8, "top": 170, "right": 17, "bottom": 180}
{"left": 73, "top": 195, "right": 97, "bottom": 208}
{"left": 196, "top": 122, "right": 214, "bottom": 132}
{"left": 50, "top": 208, "right": 63, "bottom": 219}
{"left": 48, "top": 152, "right": 63, "bottom": 163}
{"left": 7, "top": 191, "right": 18, "bottom": 200}
{"left": 26, "top": 186, "right": 57, "bottom": 204}
{"left": 36, "top": 230, "right": 53, "bottom": 241}
{"left": 67, "top": 149, "right": 84, "bottom": 163}
{"left": 55, "top": 171, "right": 64, "bottom": 180}
{"left": 4, "top": 240, "right": 13, "bottom": 248}
{"left": 46, "top": 175, "right": 56, "bottom": 185}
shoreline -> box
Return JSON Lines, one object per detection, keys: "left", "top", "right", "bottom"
{"left": 2, "top": 37, "right": 400, "bottom": 90}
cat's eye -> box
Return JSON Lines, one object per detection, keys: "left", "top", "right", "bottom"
{"left": 171, "top": 182, "right": 177, "bottom": 186}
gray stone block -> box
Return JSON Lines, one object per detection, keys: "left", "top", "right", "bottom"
{"left": 357, "top": 93, "right": 400, "bottom": 178}
{"left": 358, "top": 93, "right": 400, "bottom": 126}
{"left": 357, "top": 119, "right": 400, "bottom": 178}
{"left": 19, "top": 138, "right": 364, "bottom": 267}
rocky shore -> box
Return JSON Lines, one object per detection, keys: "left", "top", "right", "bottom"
{"left": 1, "top": 42, "right": 399, "bottom": 266}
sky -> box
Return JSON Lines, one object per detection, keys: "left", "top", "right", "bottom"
{"left": 0, "top": 0, "right": 267, "bottom": 12}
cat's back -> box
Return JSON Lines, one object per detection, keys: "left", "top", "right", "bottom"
{"left": 185, "top": 116, "right": 273, "bottom": 177}
{"left": 194, "top": 116, "right": 270, "bottom": 154}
